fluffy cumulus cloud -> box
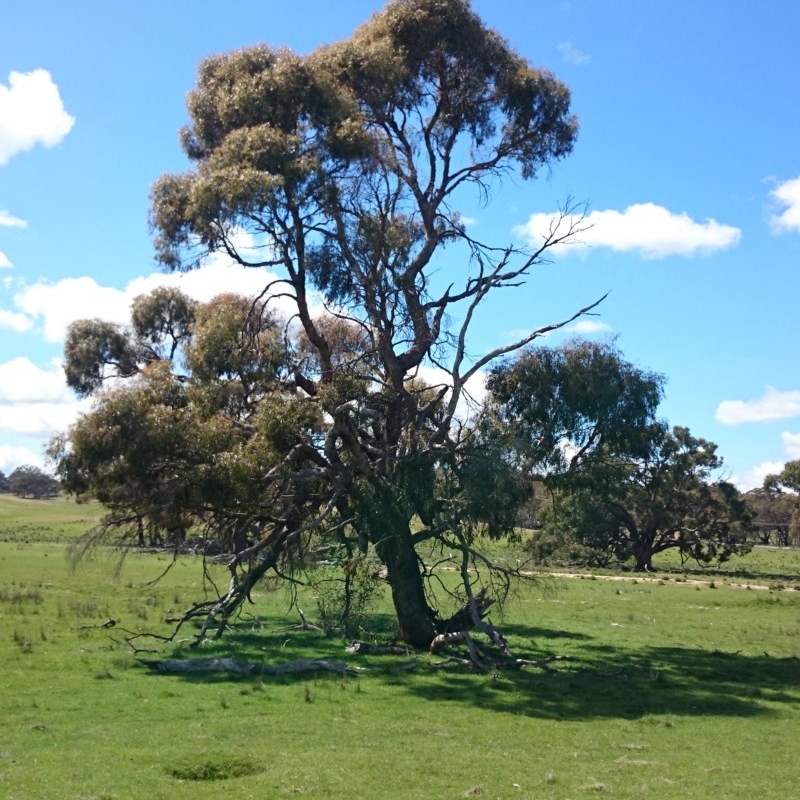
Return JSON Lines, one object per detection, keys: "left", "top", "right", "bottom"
{"left": 0, "top": 251, "right": 11, "bottom": 269}
{"left": 0, "top": 308, "right": 33, "bottom": 331}
{"left": 516, "top": 203, "right": 741, "bottom": 259}
{"left": 0, "top": 444, "right": 46, "bottom": 475}
{"left": 0, "top": 357, "right": 90, "bottom": 441}
{"left": 2, "top": 259, "right": 292, "bottom": 342}
{"left": 782, "top": 431, "right": 800, "bottom": 459}
{"left": 0, "top": 70, "right": 75, "bottom": 165}
{"left": 731, "top": 460, "right": 785, "bottom": 492}
{"left": 557, "top": 41, "right": 591, "bottom": 65}
{"left": 715, "top": 386, "right": 800, "bottom": 425}
{"left": 0, "top": 357, "right": 74, "bottom": 405}
{"left": 770, "top": 175, "right": 800, "bottom": 234}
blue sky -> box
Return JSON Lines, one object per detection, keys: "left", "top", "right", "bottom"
{"left": 1, "top": 0, "right": 798, "bottom": 489}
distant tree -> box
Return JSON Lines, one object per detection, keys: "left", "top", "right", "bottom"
{"left": 8, "top": 465, "right": 60, "bottom": 499}
{"left": 761, "top": 462, "right": 800, "bottom": 545}
{"left": 485, "top": 339, "right": 665, "bottom": 478}
{"left": 765, "top": 460, "right": 800, "bottom": 494}
{"left": 0, "top": 470, "right": 10, "bottom": 493}
{"left": 538, "top": 426, "right": 753, "bottom": 571}
{"left": 742, "top": 487, "right": 795, "bottom": 545}
{"left": 54, "top": 0, "right": 592, "bottom": 651}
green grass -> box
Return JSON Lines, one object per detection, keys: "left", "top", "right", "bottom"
{"left": 1, "top": 536, "right": 798, "bottom": 799}
{"left": 0, "top": 494, "right": 103, "bottom": 543}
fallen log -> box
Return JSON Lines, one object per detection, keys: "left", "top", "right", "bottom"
{"left": 512, "top": 655, "right": 579, "bottom": 670}
{"left": 345, "top": 641, "right": 409, "bottom": 655}
{"left": 138, "top": 657, "right": 363, "bottom": 677}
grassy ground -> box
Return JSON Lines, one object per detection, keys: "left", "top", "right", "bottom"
{"left": 1, "top": 501, "right": 799, "bottom": 798}
{"left": 0, "top": 495, "right": 103, "bottom": 543}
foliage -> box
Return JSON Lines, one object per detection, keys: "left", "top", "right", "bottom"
{"left": 311, "top": 552, "right": 382, "bottom": 638}
{"left": 485, "top": 338, "right": 665, "bottom": 476}
{"left": 54, "top": 0, "right": 596, "bottom": 648}
{"left": 63, "top": 286, "right": 196, "bottom": 397}
{"left": 761, "top": 461, "right": 800, "bottom": 546}
{"left": 537, "top": 426, "right": 753, "bottom": 571}
{"left": 0, "top": 469, "right": 10, "bottom": 492}
{"left": 744, "top": 486, "right": 799, "bottom": 546}
{"left": 7, "top": 465, "right": 60, "bottom": 499}
{"left": 765, "top": 459, "right": 800, "bottom": 493}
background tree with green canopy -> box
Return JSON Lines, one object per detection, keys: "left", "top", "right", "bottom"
{"left": 485, "top": 340, "right": 753, "bottom": 570}
{"left": 54, "top": 0, "right": 599, "bottom": 649}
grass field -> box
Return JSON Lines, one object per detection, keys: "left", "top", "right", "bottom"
{"left": 0, "top": 495, "right": 103, "bottom": 543}
{"left": 1, "top": 499, "right": 799, "bottom": 799}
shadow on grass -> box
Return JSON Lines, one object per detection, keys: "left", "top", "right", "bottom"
{"left": 402, "top": 643, "right": 799, "bottom": 721}
{"left": 139, "top": 616, "right": 799, "bottom": 721}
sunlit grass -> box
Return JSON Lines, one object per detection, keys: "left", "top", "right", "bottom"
{"left": 0, "top": 536, "right": 798, "bottom": 799}
{"left": 0, "top": 494, "right": 103, "bottom": 542}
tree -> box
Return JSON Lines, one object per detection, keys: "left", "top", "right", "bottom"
{"left": 8, "top": 465, "right": 60, "bottom": 499}
{"left": 63, "top": 286, "right": 196, "bottom": 396}
{"left": 538, "top": 426, "right": 753, "bottom": 571}
{"left": 0, "top": 470, "right": 10, "bottom": 493}
{"left": 765, "top": 460, "right": 800, "bottom": 494}
{"left": 760, "top": 462, "right": 800, "bottom": 545}
{"left": 484, "top": 339, "right": 665, "bottom": 478}
{"left": 55, "top": 0, "right": 596, "bottom": 649}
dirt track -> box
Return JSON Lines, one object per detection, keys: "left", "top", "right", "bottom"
{"left": 534, "top": 570, "right": 798, "bottom": 593}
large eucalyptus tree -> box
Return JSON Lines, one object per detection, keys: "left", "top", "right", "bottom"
{"left": 56, "top": 0, "right": 598, "bottom": 647}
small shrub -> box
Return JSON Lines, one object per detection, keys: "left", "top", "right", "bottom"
{"left": 311, "top": 553, "right": 381, "bottom": 638}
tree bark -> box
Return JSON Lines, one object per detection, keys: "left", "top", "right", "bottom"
{"left": 366, "top": 519, "right": 433, "bottom": 647}
{"left": 633, "top": 543, "right": 653, "bottom": 572}
{"left": 376, "top": 529, "right": 437, "bottom": 648}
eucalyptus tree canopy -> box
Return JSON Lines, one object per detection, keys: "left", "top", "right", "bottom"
{"left": 55, "top": 0, "right": 597, "bottom": 648}
{"left": 538, "top": 426, "right": 753, "bottom": 571}
{"left": 485, "top": 339, "right": 665, "bottom": 477}
{"left": 761, "top": 461, "right": 800, "bottom": 545}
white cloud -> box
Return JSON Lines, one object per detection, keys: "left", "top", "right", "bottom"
{"left": 8, "top": 260, "right": 289, "bottom": 343}
{"left": 0, "top": 70, "right": 75, "bottom": 165}
{"left": 0, "top": 210, "right": 26, "bottom": 228}
{"left": 0, "top": 401, "right": 88, "bottom": 437}
{"left": 516, "top": 202, "right": 741, "bottom": 259}
{"left": 0, "top": 444, "right": 46, "bottom": 474}
{"left": 0, "top": 308, "right": 33, "bottom": 332}
{"left": 782, "top": 431, "right": 800, "bottom": 459}
{"left": 566, "top": 320, "right": 612, "bottom": 335}
{"left": 14, "top": 276, "right": 132, "bottom": 341}
{"left": 558, "top": 41, "right": 591, "bottom": 65}
{"left": 731, "top": 461, "right": 785, "bottom": 492}
{"left": 0, "top": 70, "right": 75, "bottom": 164}
{"left": 770, "top": 175, "right": 800, "bottom": 234}
{"left": 0, "top": 357, "right": 74, "bottom": 404}
{"left": 0, "top": 357, "right": 91, "bottom": 440}
{"left": 715, "top": 386, "right": 800, "bottom": 425}
{"left": 0, "top": 251, "right": 11, "bottom": 269}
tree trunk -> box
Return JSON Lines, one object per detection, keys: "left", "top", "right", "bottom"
{"left": 375, "top": 528, "right": 437, "bottom": 648}
{"left": 353, "top": 477, "right": 437, "bottom": 648}
{"left": 632, "top": 543, "right": 652, "bottom": 572}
